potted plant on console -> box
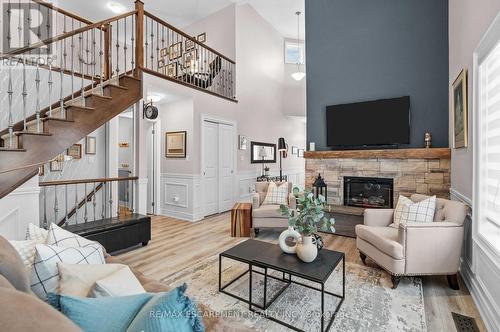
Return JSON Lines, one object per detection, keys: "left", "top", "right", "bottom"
{"left": 280, "top": 192, "right": 335, "bottom": 262}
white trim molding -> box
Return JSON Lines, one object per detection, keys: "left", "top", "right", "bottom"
{"left": 159, "top": 173, "right": 202, "bottom": 222}
{"left": 450, "top": 188, "right": 472, "bottom": 207}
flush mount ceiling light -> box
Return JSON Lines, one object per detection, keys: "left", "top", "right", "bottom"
{"left": 291, "top": 11, "right": 306, "bottom": 81}
{"left": 107, "top": 2, "right": 127, "bottom": 14}
{"left": 147, "top": 93, "right": 164, "bottom": 103}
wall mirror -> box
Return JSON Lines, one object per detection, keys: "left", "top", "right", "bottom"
{"left": 250, "top": 141, "right": 276, "bottom": 163}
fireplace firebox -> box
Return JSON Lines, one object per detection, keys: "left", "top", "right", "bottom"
{"left": 344, "top": 176, "right": 394, "bottom": 209}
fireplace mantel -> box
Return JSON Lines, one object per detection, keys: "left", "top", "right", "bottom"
{"left": 304, "top": 148, "right": 450, "bottom": 160}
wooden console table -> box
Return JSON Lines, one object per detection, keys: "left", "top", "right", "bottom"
{"left": 323, "top": 205, "right": 365, "bottom": 238}
{"left": 231, "top": 203, "right": 252, "bottom": 237}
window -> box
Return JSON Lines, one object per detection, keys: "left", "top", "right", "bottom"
{"left": 475, "top": 20, "right": 500, "bottom": 251}
{"left": 285, "top": 40, "right": 304, "bottom": 64}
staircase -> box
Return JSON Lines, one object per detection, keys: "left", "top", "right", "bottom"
{"left": 0, "top": 0, "right": 236, "bottom": 200}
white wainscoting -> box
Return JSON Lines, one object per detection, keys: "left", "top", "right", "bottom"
{"left": 451, "top": 188, "right": 500, "bottom": 331}
{"left": 0, "top": 176, "right": 41, "bottom": 240}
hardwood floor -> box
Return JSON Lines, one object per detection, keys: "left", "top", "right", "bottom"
{"left": 118, "top": 214, "right": 486, "bottom": 332}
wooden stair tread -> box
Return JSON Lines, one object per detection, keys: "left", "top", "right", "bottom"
{"left": 15, "top": 131, "right": 52, "bottom": 137}
{"left": 106, "top": 84, "right": 128, "bottom": 90}
{"left": 121, "top": 75, "right": 141, "bottom": 82}
{"left": 0, "top": 147, "right": 26, "bottom": 152}
{"left": 88, "top": 93, "right": 113, "bottom": 100}
{"left": 65, "top": 105, "right": 95, "bottom": 111}
{"left": 42, "top": 117, "right": 74, "bottom": 123}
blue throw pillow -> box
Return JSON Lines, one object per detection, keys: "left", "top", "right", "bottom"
{"left": 47, "top": 284, "right": 204, "bottom": 332}
{"left": 127, "top": 283, "right": 205, "bottom": 332}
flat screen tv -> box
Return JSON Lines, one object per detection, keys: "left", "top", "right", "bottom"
{"left": 326, "top": 96, "right": 410, "bottom": 148}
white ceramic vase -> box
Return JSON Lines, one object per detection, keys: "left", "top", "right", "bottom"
{"left": 278, "top": 226, "right": 301, "bottom": 254}
{"left": 296, "top": 235, "right": 318, "bottom": 263}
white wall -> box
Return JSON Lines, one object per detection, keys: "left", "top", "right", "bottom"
{"left": 449, "top": 1, "right": 500, "bottom": 331}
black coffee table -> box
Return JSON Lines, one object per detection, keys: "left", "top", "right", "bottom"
{"left": 218, "top": 239, "right": 345, "bottom": 332}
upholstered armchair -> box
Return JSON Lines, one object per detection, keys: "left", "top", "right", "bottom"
{"left": 355, "top": 194, "right": 468, "bottom": 289}
{"left": 251, "top": 182, "right": 296, "bottom": 236}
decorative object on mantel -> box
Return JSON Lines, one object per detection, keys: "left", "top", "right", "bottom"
{"left": 278, "top": 226, "right": 301, "bottom": 254}
{"left": 165, "top": 131, "right": 187, "bottom": 158}
{"left": 264, "top": 165, "right": 270, "bottom": 176}
{"left": 67, "top": 144, "right": 82, "bottom": 159}
{"left": 238, "top": 135, "right": 247, "bottom": 150}
{"left": 280, "top": 191, "right": 335, "bottom": 262}
{"left": 85, "top": 136, "right": 96, "bottom": 155}
{"left": 250, "top": 141, "right": 276, "bottom": 164}
{"left": 291, "top": 146, "right": 298, "bottom": 155}
{"left": 197, "top": 33, "right": 206, "bottom": 43}
{"left": 298, "top": 149, "right": 304, "bottom": 157}
{"left": 278, "top": 137, "right": 288, "bottom": 181}
{"left": 313, "top": 173, "right": 328, "bottom": 201}
{"left": 452, "top": 69, "right": 468, "bottom": 148}
{"left": 424, "top": 132, "right": 432, "bottom": 148}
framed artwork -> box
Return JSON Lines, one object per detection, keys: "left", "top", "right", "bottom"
{"left": 166, "top": 63, "right": 177, "bottom": 77}
{"left": 67, "top": 144, "right": 82, "bottom": 159}
{"left": 168, "top": 42, "right": 182, "bottom": 61}
{"left": 197, "top": 33, "right": 206, "bottom": 43}
{"left": 165, "top": 131, "right": 187, "bottom": 158}
{"left": 50, "top": 154, "right": 64, "bottom": 172}
{"left": 158, "top": 59, "right": 165, "bottom": 69}
{"left": 85, "top": 136, "right": 96, "bottom": 155}
{"left": 185, "top": 38, "right": 195, "bottom": 51}
{"left": 250, "top": 141, "right": 276, "bottom": 164}
{"left": 298, "top": 149, "right": 304, "bottom": 158}
{"left": 160, "top": 47, "right": 168, "bottom": 57}
{"left": 183, "top": 49, "right": 197, "bottom": 68}
{"left": 452, "top": 69, "right": 468, "bottom": 148}
{"left": 38, "top": 165, "right": 44, "bottom": 176}
{"left": 291, "top": 146, "right": 298, "bottom": 155}
{"left": 239, "top": 135, "right": 247, "bottom": 150}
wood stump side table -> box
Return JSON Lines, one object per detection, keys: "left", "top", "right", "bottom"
{"left": 231, "top": 203, "right": 252, "bottom": 237}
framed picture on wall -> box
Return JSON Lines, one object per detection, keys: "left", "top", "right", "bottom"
{"left": 452, "top": 69, "right": 468, "bottom": 148}
{"left": 250, "top": 141, "right": 276, "bottom": 164}
{"left": 85, "top": 136, "right": 96, "bottom": 155}
{"left": 197, "top": 33, "right": 206, "bottom": 43}
{"left": 185, "top": 38, "right": 195, "bottom": 51}
{"left": 158, "top": 59, "right": 165, "bottom": 69}
{"left": 168, "top": 42, "right": 182, "bottom": 61}
{"left": 239, "top": 135, "right": 247, "bottom": 150}
{"left": 291, "top": 146, "right": 298, "bottom": 155}
{"left": 298, "top": 149, "right": 304, "bottom": 158}
{"left": 165, "top": 131, "right": 187, "bottom": 158}
{"left": 160, "top": 47, "right": 168, "bottom": 57}
{"left": 67, "top": 144, "right": 82, "bottom": 159}
{"left": 183, "top": 49, "right": 197, "bottom": 68}
{"left": 50, "top": 154, "right": 64, "bottom": 172}
{"left": 166, "top": 63, "right": 177, "bottom": 77}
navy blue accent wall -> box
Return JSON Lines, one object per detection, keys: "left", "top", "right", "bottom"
{"left": 305, "top": 0, "right": 449, "bottom": 149}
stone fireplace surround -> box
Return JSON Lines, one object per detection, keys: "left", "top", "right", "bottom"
{"left": 304, "top": 148, "right": 451, "bottom": 206}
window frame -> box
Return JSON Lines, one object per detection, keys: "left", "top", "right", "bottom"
{"left": 284, "top": 39, "right": 305, "bottom": 65}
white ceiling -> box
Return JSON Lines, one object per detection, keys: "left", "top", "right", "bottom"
{"left": 54, "top": 0, "right": 304, "bottom": 39}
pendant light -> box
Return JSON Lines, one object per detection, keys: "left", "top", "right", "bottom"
{"left": 291, "top": 11, "right": 305, "bottom": 81}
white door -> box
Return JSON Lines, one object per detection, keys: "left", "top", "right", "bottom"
{"left": 203, "top": 121, "right": 219, "bottom": 216}
{"left": 218, "top": 123, "right": 234, "bottom": 212}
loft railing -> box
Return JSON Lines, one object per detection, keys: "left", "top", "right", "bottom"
{"left": 39, "top": 176, "right": 138, "bottom": 229}
{"left": 142, "top": 11, "right": 236, "bottom": 102}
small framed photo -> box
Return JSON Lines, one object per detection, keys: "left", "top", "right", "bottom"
{"left": 85, "top": 136, "right": 96, "bottom": 155}
{"left": 168, "top": 42, "right": 182, "bottom": 61}
{"left": 165, "top": 131, "right": 187, "bottom": 158}
{"left": 50, "top": 154, "right": 64, "bottom": 172}
{"left": 452, "top": 69, "right": 468, "bottom": 148}
{"left": 183, "top": 49, "right": 197, "bottom": 68}
{"left": 38, "top": 165, "right": 45, "bottom": 176}
{"left": 158, "top": 59, "right": 165, "bottom": 69}
{"left": 185, "top": 38, "right": 195, "bottom": 51}
{"left": 291, "top": 146, "right": 298, "bottom": 155}
{"left": 160, "top": 47, "right": 168, "bottom": 57}
{"left": 197, "top": 33, "right": 206, "bottom": 43}
{"left": 67, "top": 144, "right": 82, "bottom": 159}
{"left": 239, "top": 135, "right": 247, "bottom": 150}
{"left": 298, "top": 149, "right": 304, "bottom": 158}
{"left": 166, "top": 63, "right": 177, "bottom": 77}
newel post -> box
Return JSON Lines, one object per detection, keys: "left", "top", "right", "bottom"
{"left": 135, "top": 0, "right": 144, "bottom": 78}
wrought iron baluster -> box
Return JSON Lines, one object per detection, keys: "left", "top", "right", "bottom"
{"left": 131, "top": 179, "right": 134, "bottom": 213}
{"left": 22, "top": 57, "right": 27, "bottom": 130}
{"left": 145, "top": 17, "right": 148, "bottom": 69}
{"left": 92, "top": 182, "right": 97, "bottom": 222}
{"left": 84, "top": 183, "right": 88, "bottom": 223}
{"left": 79, "top": 32, "right": 84, "bottom": 103}
{"left": 124, "top": 17, "right": 128, "bottom": 73}
{"left": 101, "top": 183, "right": 105, "bottom": 219}
{"left": 109, "top": 182, "right": 113, "bottom": 218}
{"left": 43, "top": 187, "right": 47, "bottom": 229}
{"left": 116, "top": 19, "right": 120, "bottom": 76}
{"left": 60, "top": 38, "right": 65, "bottom": 118}
{"left": 74, "top": 184, "right": 78, "bottom": 224}
{"left": 65, "top": 184, "right": 69, "bottom": 226}
{"left": 86, "top": 30, "right": 90, "bottom": 77}
{"left": 7, "top": 57, "right": 13, "bottom": 147}
{"left": 71, "top": 19, "right": 75, "bottom": 98}
{"left": 155, "top": 20, "right": 159, "bottom": 71}
{"left": 54, "top": 186, "right": 58, "bottom": 223}
{"left": 131, "top": 13, "right": 135, "bottom": 76}
{"left": 92, "top": 28, "right": 96, "bottom": 91}
{"left": 99, "top": 26, "right": 104, "bottom": 94}
{"left": 48, "top": 53, "right": 53, "bottom": 117}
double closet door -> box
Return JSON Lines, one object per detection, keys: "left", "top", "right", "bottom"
{"left": 202, "top": 120, "right": 235, "bottom": 217}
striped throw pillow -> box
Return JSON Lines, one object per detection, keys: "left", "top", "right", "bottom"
{"left": 262, "top": 182, "right": 289, "bottom": 205}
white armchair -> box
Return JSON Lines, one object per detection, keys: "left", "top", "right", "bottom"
{"left": 251, "top": 182, "right": 296, "bottom": 236}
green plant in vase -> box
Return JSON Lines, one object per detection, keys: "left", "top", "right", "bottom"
{"left": 280, "top": 191, "right": 335, "bottom": 262}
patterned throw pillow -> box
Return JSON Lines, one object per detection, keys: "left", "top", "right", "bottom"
{"left": 393, "top": 195, "right": 436, "bottom": 228}
{"left": 26, "top": 223, "right": 49, "bottom": 243}
{"left": 46, "top": 223, "right": 103, "bottom": 251}
{"left": 9, "top": 240, "right": 38, "bottom": 272}
{"left": 30, "top": 244, "right": 105, "bottom": 301}
{"left": 262, "top": 182, "right": 289, "bottom": 205}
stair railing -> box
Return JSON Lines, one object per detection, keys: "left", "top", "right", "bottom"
{"left": 1, "top": 9, "right": 138, "bottom": 151}
{"left": 142, "top": 11, "right": 236, "bottom": 102}
{"left": 39, "top": 176, "right": 138, "bottom": 229}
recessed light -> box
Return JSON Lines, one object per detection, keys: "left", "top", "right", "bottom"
{"left": 107, "top": 2, "right": 127, "bottom": 14}
{"left": 147, "top": 93, "right": 164, "bottom": 103}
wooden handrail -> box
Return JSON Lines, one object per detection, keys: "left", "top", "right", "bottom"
{"left": 40, "top": 176, "right": 139, "bottom": 187}
{"left": 1, "top": 10, "right": 137, "bottom": 58}
{"left": 33, "top": 0, "right": 95, "bottom": 26}
{"left": 144, "top": 11, "right": 236, "bottom": 64}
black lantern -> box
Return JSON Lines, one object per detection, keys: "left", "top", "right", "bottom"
{"left": 313, "top": 173, "right": 327, "bottom": 201}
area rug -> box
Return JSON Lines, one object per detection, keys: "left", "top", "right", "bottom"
{"left": 160, "top": 255, "right": 427, "bottom": 332}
